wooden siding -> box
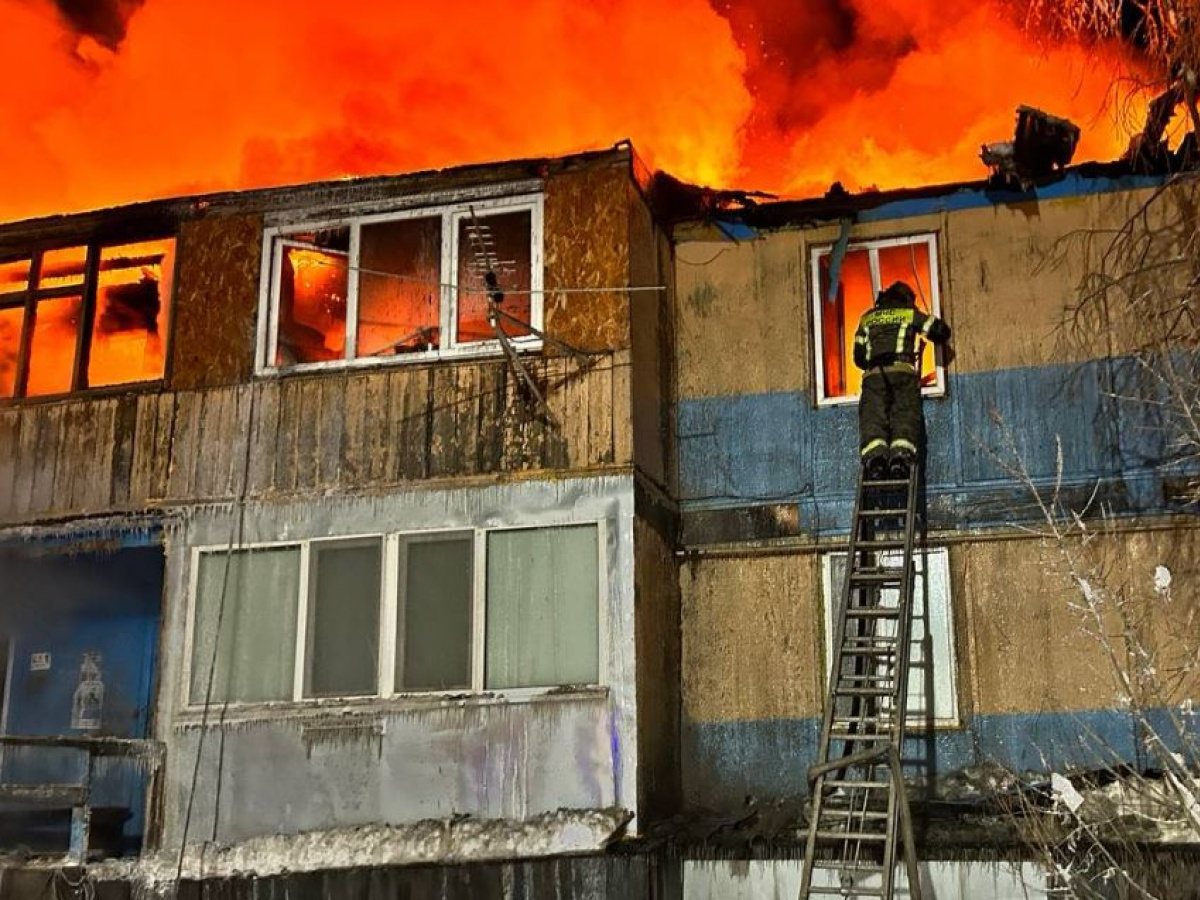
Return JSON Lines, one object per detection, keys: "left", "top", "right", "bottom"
{"left": 0, "top": 352, "right": 630, "bottom": 527}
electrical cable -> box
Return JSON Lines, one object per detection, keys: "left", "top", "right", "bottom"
{"left": 173, "top": 384, "right": 259, "bottom": 889}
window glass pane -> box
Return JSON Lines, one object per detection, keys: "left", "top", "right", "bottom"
{"left": 357, "top": 217, "right": 442, "bottom": 357}
{"left": 0, "top": 259, "right": 29, "bottom": 295}
{"left": 456, "top": 210, "right": 532, "bottom": 345}
{"left": 305, "top": 540, "right": 381, "bottom": 698}
{"left": 26, "top": 294, "right": 80, "bottom": 396}
{"left": 877, "top": 241, "right": 938, "bottom": 387}
{"left": 397, "top": 535, "right": 473, "bottom": 692}
{"left": 274, "top": 227, "right": 349, "bottom": 366}
{"left": 824, "top": 548, "right": 957, "bottom": 725}
{"left": 88, "top": 239, "right": 174, "bottom": 387}
{"left": 190, "top": 547, "right": 300, "bottom": 704}
{"left": 0, "top": 306, "right": 23, "bottom": 397}
{"left": 817, "top": 247, "right": 872, "bottom": 398}
{"left": 485, "top": 525, "right": 599, "bottom": 689}
{"left": 39, "top": 245, "right": 88, "bottom": 290}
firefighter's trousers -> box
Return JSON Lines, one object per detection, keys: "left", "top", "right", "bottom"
{"left": 859, "top": 364, "right": 921, "bottom": 459}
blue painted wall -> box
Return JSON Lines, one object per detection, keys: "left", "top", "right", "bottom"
{"left": 684, "top": 708, "right": 1200, "bottom": 806}
{"left": 0, "top": 546, "right": 162, "bottom": 851}
{"left": 678, "top": 356, "right": 1186, "bottom": 534}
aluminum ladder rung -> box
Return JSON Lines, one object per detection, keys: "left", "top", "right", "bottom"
{"left": 843, "top": 608, "right": 900, "bottom": 619}
{"left": 822, "top": 779, "right": 891, "bottom": 790}
{"left": 820, "top": 809, "right": 890, "bottom": 821}
{"left": 802, "top": 463, "right": 922, "bottom": 900}
{"left": 807, "top": 886, "right": 887, "bottom": 898}
{"left": 814, "top": 829, "right": 888, "bottom": 842}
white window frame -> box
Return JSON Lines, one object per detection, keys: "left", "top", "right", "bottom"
{"left": 181, "top": 520, "right": 607, "bottom": 711}
{"left": 820, "top": 546, "right": 959, "bottom": 728}
{"left": 810, "top": 233, "right": 946, "bottom": 407}
{"left": 255, "top": 193, "right": 544, "bottom": 374}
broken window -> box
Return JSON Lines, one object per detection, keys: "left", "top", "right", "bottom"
{"left": 455, "top": 210, "right": 533, "bottom": 345}
{"left": 822, "top": 546, "right": 959, "bottom": 726}
{"left": 811, "top": 234, "right": 944, "bottom": 403}
{"left": 262, "top": 195, "right": 542, "bottom": 371}
{"left": 189, "top": 522, "right": 602, "bottom": 707}
{"left": 0, "top": 238, "right": 174, "bottom": 400}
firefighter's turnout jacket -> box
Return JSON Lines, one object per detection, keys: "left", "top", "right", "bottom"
{"left": 853, "top": 283, "right": 951, "bottom": 460}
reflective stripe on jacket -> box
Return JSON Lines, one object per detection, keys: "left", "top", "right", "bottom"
{"left": 852, "top": 303, "right": 950, "bottom": 370}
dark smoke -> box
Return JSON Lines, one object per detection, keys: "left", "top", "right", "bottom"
{"left": 53, "top": 0, "right": 145, "bottom": 48}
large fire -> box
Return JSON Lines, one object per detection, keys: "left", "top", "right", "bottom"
{"left": 0, "top": 0, "right": 1154, "bottom": 224}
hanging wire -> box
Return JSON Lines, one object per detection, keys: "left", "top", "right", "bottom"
{"left": 173, "top": 386, "right": 259, "bottom": 890}
{"left": 284, "top": 244, "right": 666, "bottom": 296}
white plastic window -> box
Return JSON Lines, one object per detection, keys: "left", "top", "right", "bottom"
{"left": 187, "top": 523, "right": 602, "bottom": 708}
{"left": 259, "top": 195, "right": 543, "bottom": 373}
{"left": 810, "top": 233, "right": 945, "bottom": 405}
{"left": 821, "top": 546, "right": 959, "bottom": 727}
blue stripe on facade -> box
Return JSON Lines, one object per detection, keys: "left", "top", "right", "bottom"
{"left": 678, "top": 357, "right": 1184, "bottom": 533}
{"left": 683, "top": 708, "right": 1199, "bottom": 805}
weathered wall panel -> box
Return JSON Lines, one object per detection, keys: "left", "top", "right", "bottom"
{"left": 158, "top": 477, "right": 638, "bottom": 845}
{"left": 543, "top": 163, "right": 631, "bottom": 352}
{"left": 633, "top": 509, "right": 681, "bottom": 821}
{"left": 0, "top": 350, "right": 632, "bottom": 527}
{"left": 680, "top": 525, "right": 1200, "bottom": 807}
{"left": 170, "top": 214, "right": 263, "bottom": 391}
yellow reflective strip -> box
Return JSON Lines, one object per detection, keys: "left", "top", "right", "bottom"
{"left": 861, "top": 438, "right": 888, "bottom": 456}
{"left": 890, "top": 438, "right": 917, "bottom": 453}
{"left": 920, "top": 315, "right": 935, "bottom": 336}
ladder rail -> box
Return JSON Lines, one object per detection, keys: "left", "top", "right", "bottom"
{"left": 799, "top": 466, "right": 924, "bottom": 900}
{"left": 799, "top": 467, "right": 874, "bottom": 897}
{"left": 880, "top": 472, "right": 922, "bottom": 899}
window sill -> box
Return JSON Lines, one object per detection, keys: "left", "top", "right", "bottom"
{"left": 174, "top": 684, "right": 610, "bottom": 729}
{"left": 0, "top": 378, "right": 166, "bottom": 408}
{"left": 256, "top": 337, "right": 544, "bottom": 378}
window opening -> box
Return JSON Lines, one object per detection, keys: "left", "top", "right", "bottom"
{"left": 261, "top": 196, "right": 542, "bottom": 372}
{"left": 812, "top": 234, "right": 943, "bottom": 402}
{"left": 0, "top": 238, "right": 174, "bottom": 400}
{"left": 822, "top": 547, "right": 958, "bottom": 726}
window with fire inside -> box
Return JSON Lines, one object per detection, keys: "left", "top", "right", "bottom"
{"left": 258, "top": 195, "right": 543, "bottom": 372}
{"left": 810, "top": 233, "right": 946, "bottom": 405}
{"left": 186, "top": 522, "right": 603, "bottom": 707}
{"left": 0, "top": 238, "right": 175, "bottom": 400}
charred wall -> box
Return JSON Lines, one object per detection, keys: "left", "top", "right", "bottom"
{"left": 0, "top": 353, "right": 631, "bottom": 527}
{"left": 0, "top": 152, "right": 652, "bottom": 527}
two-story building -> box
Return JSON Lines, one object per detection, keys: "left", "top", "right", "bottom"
{"left": 0, "top": 143, "right": 681, "bottom": 898}
{"left": 0, "top": 138, "right": 1196, "bottom": 898}
{"left": 671, "top": 166, "right": 1200, "bottom": 895}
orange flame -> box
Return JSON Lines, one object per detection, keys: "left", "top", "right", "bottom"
{"left": 0, "top": 0, "right": 1148, "bottom": 224}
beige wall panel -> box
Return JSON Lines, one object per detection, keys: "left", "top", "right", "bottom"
{"left": 675, "top": 234, "right": 808, "bottom": 401}
{"left": 958, "top": 526, "right": 1200, "bottom": 717}
{"left": 681, "top": 554, "right": 824, "bottom": 724}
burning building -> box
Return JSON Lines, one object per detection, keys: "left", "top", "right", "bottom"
{"left": 0, "top": 120, "right": 1196, "bottom": 898}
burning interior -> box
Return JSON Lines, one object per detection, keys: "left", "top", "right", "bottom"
{"left": 0, "top": 238, "right": 174, "bottom": 399}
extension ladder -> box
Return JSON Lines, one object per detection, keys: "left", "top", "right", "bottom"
{"left": 798, "top": 465, "right": 923, "bottom": 900}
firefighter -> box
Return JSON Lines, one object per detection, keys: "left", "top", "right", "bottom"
{"left": 853, "top": 280, "right": 951, "bottom": 479}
